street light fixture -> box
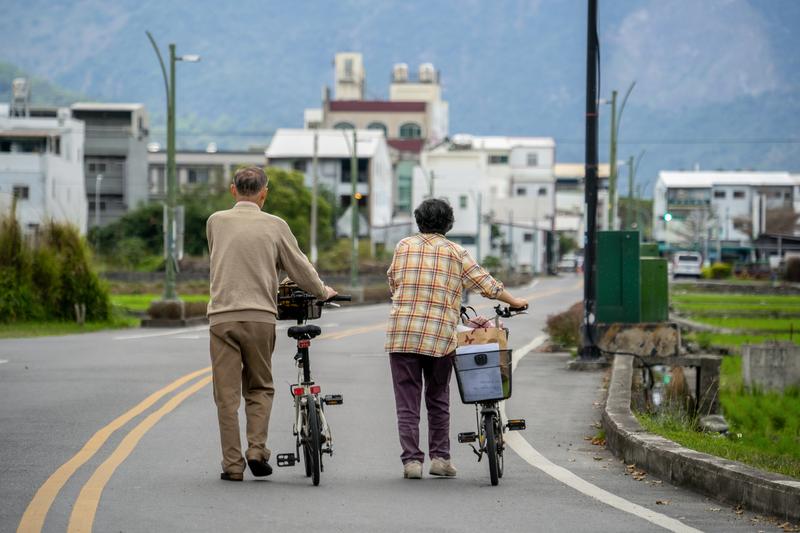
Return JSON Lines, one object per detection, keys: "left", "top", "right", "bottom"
{"left": 146, "top": 31, "right": 200, "bottom": 302}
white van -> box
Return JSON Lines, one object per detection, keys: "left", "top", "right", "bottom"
{"left": 672, "top": 252, "right": 703, "bottom": 278}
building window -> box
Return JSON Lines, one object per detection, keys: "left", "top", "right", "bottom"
{"left": 488, "top": 154, "right": 508, "bottom": 165}
{"left": 344, "top": 58, "right": 353, "bottom": 79}
{"left": 516, "top": 187, "right": 526, "bottom": 196}
{"left": 13, "top": 185, "right": 29, "bottom": 200}
{"left": 292, "top": 160, "right": 307, "bottom": 172}
{"left": 524, "top": 232, "right": 533, "bottom": 242}
{"left": 395, "top": 161, "right": 414, "bottom": 214}
{"left": 526, "top": 153, "right": 538, "bottom": 167}
{"left": 713, "top": 190, "right": 726, "bottom": 199}
{"left": 459, "top": 195, "right": 468, "bottom": 209}
{"left": 340, "top": 158, "right": 368, "bottom": 183}
{"left": 450, "top": 235, "right": 476, "bottom": 245}
{"left": 538, "top": 187, "right": 547, "bottom": 196}
{"left": 334, "top": 122, "right": 355, "bottom": 130}
{"left": 399, "top": 122, "right": 422, "bottom": 139}
{"left": 733, "top": 190, "right": 745, "bottom": 199}
{"left": 367, "top": 122, "right": 387, "bottom": 135}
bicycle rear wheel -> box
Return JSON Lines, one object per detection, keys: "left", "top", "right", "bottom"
{"left": 304, "top": 397, "right": 322, "bottom": 486}
{"left": 483, "top": 412, "right": 500, "bottom": 486}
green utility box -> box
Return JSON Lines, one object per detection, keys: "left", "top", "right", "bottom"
{"left": 640, "top": 243, "right": 659, "bottom": 258}
{"left": 597, "top": 231, "right": 641, "bottom": 323}
{"left": 640, "top": 257, "right": 669, "bottom": 322}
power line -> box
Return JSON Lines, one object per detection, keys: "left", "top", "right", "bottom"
{"left": 557, "top": 138, "right": 800, "bottom": 145}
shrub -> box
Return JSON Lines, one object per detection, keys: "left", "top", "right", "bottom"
{"left": 545, "top": 301, "right": 583, "bottom": 348}
{"left": 481, "top": 255, "right": 502, "bottom": 272}
{"left": 701, "top": 262, "right": 732, "bottom": 279}
{"left": 786, "top": 258, "right": 800, "bottom": 283}
{"left": 0, "top": 214, "right": 111, "bottom": 323}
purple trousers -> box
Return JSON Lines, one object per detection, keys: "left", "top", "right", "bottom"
{"left": 389, "top": 352, "right": 454, "bottom": 464}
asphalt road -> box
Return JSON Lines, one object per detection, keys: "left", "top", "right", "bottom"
{"left": 0, "top": 274, "right": 766, "bottom": 532}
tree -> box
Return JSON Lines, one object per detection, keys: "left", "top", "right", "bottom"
{"left": 765, "top": 206, "right": 800, "bottom": 235}
{"left": 263, "top": 167, "right": 334, "bottom": 253}
{"left": 674, "top": 209, "right": 716, "bottom": 248}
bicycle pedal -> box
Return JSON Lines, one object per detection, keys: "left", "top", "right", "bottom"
{"left": 458, "top": 432, "right": 478, "bottom": 443}
{"left": 276, "top": 453, "right": 297, "bottom": 467}
{"left": 506, "top": 419, "right": 527, "bottom": 431}
{"left": 323, "top": 394, "right": 343, "bottom": 405}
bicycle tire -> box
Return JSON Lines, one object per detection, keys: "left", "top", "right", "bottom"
{"left": 483, "top": 412, "right": 500, "bottom": 486}
{"left": 303, "top": 439, "right": 312, "bottom": 478}
{"left": 496, "top": 416, "right": 504, "bottom": 479}
{"left": 305, "top": 396, "right": 322, "bottom": 486}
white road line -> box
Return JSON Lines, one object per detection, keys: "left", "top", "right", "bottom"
{"left": 113, "top": 325, "right": 208, "bottom": 341}
{"left": 0, "top": 359, "right": 8, "bottom": 365}
{"left": 502, "top": 337, "right": 702, "bottom": 533}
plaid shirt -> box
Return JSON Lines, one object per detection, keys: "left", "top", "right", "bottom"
{"left": 384, "top": 233, "right": 504, "bottom": 357}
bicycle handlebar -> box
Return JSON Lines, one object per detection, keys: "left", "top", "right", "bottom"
{"left": 494, "top": 304, "right": 528, "bottom": 318}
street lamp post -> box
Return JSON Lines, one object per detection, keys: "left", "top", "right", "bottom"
{"left": 94, "top": 173, "right": 103, "bottom": 251}
{"left": 146, "top": 31, "right": 200, "bottom": 302}
{"left": 606, "top": 82, "right": 635, "bottom": 231}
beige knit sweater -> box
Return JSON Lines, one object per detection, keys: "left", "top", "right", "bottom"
{"left": 206, "top": 202, "right": 327, "bottom": 326}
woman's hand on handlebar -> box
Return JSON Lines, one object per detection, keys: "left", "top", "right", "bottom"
{"left": 510, "top": 297, "right": 528, "bottom": 311}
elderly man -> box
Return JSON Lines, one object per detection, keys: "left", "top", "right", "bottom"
{"left": 207, "top": 166, "right": 336, "bottom": 482}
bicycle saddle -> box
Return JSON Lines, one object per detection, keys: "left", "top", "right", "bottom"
{"left": 287, "top": 325, "right": 322, "bottom": 339}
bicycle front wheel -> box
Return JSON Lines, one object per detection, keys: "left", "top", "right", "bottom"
{"left": 304, "top": 397, "right": 322, "bottom": 486}
{"left": 483, "top": 412, "right": 500, "bottom": 486}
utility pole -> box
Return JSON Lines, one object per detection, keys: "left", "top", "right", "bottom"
{"left": 350, "top": 129, "right": 359, "bottom": 288}
{"left": 626, "top": 155, "right": 634, "bottom": 229}
{"left": 581, "top": 0, "right": 601, "bottom": 361}
{"left": 94, "top": 173, "right": 103, "bottom": 251}
{"left": 475, "top": 191, "right": 482, "bottom": 262}
{"left": 310, "top": 129, "right": 319, "bottom": 265}
{"left": 608, "top": 90, "right": 618, "bottom": 231}
{"left": 429, "top": 170, "right": 435, "bottom": 198}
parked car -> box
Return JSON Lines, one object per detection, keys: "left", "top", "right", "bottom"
{"left": 557, "top": 254, "right": 578, "bottom": 272}
{"left": 672, "top": 252, "right": 703, "bottom": 278}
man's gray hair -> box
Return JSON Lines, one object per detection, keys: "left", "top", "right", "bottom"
{"left": 233, "top": 167, "right": 268, "bottom": 196}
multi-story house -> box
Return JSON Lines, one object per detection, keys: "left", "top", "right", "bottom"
{"left": 0, "top": 105, "right": 87, "bottom": 234}
{"left": 147, "top": 147, "right": 266, "bottom": 198}
{"left": 653, "top": 170, "right": 796, "bottom": 261}
{"left": 265, "top": 128, "right": 395, "bottom": 246}
{"left": 414, "top": 135, "right": 556, "bottom": 273}
{"left": 305, "top": 53, "right": 449, "bottom": 219}
{"left": 70, "top": 103, "right": 149, "bottom": 227}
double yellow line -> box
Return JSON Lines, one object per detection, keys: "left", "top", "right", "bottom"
{"left": 17, "top": 367, "right": 212, "bottom": 533}
{"left": 19, "top": 280, "right": 582, "bottom": 532}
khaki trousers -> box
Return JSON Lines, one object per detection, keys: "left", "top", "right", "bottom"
{"left": 209, "top": 321, "right": 276, "bottom": 474}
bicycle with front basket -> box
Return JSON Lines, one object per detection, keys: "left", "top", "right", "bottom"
{"left": 274, "top": 284, "right": 350, "bottom": 486}
{"left": 455, "top": 304, "right": 528, "bottom": 486}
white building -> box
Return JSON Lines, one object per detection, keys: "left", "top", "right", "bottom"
{"left": 414, "top": 135, "right": 556, "bottom": 273}
{"left": 147, "top": 148, "right": 266, "bottom": 198}
{"left": 265, "top": 128, "right": 395, "bottom": 245}
{"left": 0, "top": 105, "right": 87, "bottom": 234}
{"left": 554, "top": 163, "right": 611, "bottom": 239}
{"left": 653, "top": 170, "right": 796, "bottom": 260}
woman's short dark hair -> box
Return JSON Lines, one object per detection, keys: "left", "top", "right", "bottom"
{"left": 414, "top": 198, "right": 454, "bottom": 234}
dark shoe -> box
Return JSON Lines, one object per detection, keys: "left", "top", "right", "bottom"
{"left": 247, "top": 458, "right": 273, "bottom": 477}
{"left": 220, "top": 472, "right": 243, "bottom": 482}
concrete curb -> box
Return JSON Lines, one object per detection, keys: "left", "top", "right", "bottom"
{"left": 602, "top": 354, "right": 800, "bottom": 523}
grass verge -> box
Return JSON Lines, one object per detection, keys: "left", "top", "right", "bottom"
{"left": 637, "top": 356, "right": 800, "bottom": 479}
{"left": 0, "top": 315, "right": 138, "bottom": 339}
{"left": 111, "top": 293, "right": 209, "bottom": 312}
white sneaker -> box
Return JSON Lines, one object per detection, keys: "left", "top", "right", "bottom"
{"left": 403, "top": 460, "right": 423, "bottom": 479}
{"left": 429, "top": 457, "right": 457, "bottom": 477}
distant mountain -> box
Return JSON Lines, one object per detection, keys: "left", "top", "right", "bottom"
{"left": 1, "top": 0, "right": 798, "bottom": 194}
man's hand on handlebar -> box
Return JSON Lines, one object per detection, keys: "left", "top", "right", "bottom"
{"left": 323, "top": 285, "right": 338, "bottom": 301}
{"left": 509, "top": 297, "right": 528, "bottom": 311}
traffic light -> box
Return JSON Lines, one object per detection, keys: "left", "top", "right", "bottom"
{"left": 663, "top": 212, "right": 673, "bottom": 222}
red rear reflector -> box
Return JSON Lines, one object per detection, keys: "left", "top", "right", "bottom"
{"left": 298, "top": 340, "right": 310, "bottom": 348}
{"left": 310, "top": 385, "right": 321, "bottom": 394}
{"left": 292, "top": 387, "right": 305, "bottom": 396}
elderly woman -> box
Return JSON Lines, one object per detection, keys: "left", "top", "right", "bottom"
{"left": 385, "top": 198, "right": 528, "bottom": 479}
